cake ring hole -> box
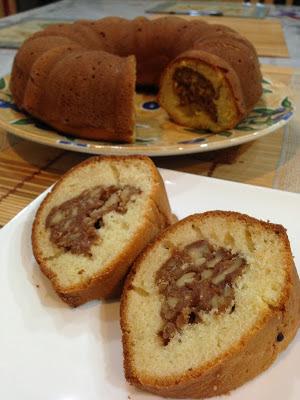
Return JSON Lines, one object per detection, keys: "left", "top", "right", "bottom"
{"left": 173, "top": 67, "right": 219, "bottom": 122}
{"left": 155, "top": 240, "right": 248, "bottom": 345}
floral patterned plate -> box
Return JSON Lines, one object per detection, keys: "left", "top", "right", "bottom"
{"left": 0, "top": 75, "right": 294, "bottom": 156}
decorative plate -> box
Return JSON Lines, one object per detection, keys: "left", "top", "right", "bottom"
{"left": 0, "top": 75, "right": 294, "bottom": 156}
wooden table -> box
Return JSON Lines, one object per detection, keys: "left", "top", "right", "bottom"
{"left": 0, "top": 63, "right": 299, "bottom": 228}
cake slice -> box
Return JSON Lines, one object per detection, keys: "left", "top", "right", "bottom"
{"left": 121, "top": 211, "right": 300, "bottom": 398}
{"left": 158, "top": 40, "right": 262, "bottom": 133}
{"left": 32, "top": 155, "right": 175, "bottom": 307}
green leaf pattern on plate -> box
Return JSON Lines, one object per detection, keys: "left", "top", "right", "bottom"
{"left": 262, "top": 78, "right": 271, "bottom": 85}
{"left": 281, "top": 97, "right": 292, "bottom": 108}
{"left": 184, "top": 127, "right": 208, "bottom": 134}
{"left": 12, "top": 118, "right": 34, "bottom": 125}
{"left": 235, "top": 125, "right": 255, "bottom": 131}
{"left": 0, "top": 78, "right": 5, "bottom": 90}
{"left": 217, "top": 131, "right": 232, "bottom": 137}
{"left": 237, "top": 94, "right": 293, "bottom": 132}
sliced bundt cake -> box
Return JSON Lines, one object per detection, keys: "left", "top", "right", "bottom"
{"left": 121, "top": 211, "right": 300, "bottom": 398}
{"left": 10, "top": 17, "right": 262, "bottom": 142}
{"left": 32, "top": 155, "right": 175, "bottom": 306}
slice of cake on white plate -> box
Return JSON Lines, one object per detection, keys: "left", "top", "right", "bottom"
{"left": 121, "top": 211, "right": 300, "bottom": 398}
{"left": 32, "top": 155, "right": 176, "bottom": 307}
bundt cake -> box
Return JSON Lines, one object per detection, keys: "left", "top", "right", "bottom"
{"left": 121, "top": 211, "right": 300, "bottom": 398}
{"left": 32, "top": 155, "right": 176, "bottom": 307}
{"left": 10, "top": 17, "right": 262, "bottom": 142}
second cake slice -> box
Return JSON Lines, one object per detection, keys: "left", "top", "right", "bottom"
{"left": 121, "top": 211, "right": 300, "bottom": 398}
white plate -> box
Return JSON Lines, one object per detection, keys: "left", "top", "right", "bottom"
{"left": 0, "top": 170, "right": 299, "bottom": 400}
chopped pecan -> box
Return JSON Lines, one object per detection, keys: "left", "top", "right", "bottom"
{"left": 155, "top": 240, "right": 247, "bottom": 345}
{"left": 173, "top": 67, "right": 219, "bottom": 122}
{"left": 46, "top": 185, "right": 141, "bottom": 256}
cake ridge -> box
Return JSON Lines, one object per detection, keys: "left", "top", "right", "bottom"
{"left": 10, "top": 16, "right": 262, "bottom": 142}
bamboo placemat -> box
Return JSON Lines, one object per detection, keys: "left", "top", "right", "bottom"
{"left": 0, "top": 65, "right": 299, "bottom": 227}
{"left": 150, "top": 15, "right": 289, "bottom": 58}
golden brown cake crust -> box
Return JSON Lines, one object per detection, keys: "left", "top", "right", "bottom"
{"left": 121, "top": 211, "right": 300, "bottom": 398}
{"left": 32, "top": 155, "right": 176, "bottom": 307}
{"left": 10, "top": 17, "right": 262, "bottom": 142}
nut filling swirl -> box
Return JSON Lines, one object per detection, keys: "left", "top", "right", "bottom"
{"left": 155, "top": 240, "right": 247, "bottom": 345}
{"left": 45, "top": 185, "right": 141, "bottom": 256}
{"left": 173, "top": 67, "right": 219, "bottom": 122}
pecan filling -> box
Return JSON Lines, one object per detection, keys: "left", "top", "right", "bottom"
{"left": 45, "top": 185, "right": 141, "bottom": 256}
{"left": 155, "top": 240, "right": 247, "bottom": 345}
{"left": 173, "top": 67, "right": 219, "bottom": 122}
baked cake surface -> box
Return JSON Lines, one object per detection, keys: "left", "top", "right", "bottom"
{"left": 10, "top": 17, "right": 262, "bottom": 141}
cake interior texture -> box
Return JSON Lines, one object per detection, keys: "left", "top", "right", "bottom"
{"left": 34, "top": 158, "right": 158, "bottom": 291}
{"left": 159, "top": 59, "right": 239, "bottom": 132}
{"left": 123, "top": 212, "right": 299, "bottom": 385}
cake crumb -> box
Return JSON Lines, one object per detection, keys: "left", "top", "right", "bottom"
{"left": 213, "top": 385, "right": 218, "bottom": 391}
{"left": 35, "top": 284, "right": 40, "bottom": 288}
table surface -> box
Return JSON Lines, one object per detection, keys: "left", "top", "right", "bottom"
{"left": 0, "top": 0, "right": 300, "bottom": 227}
